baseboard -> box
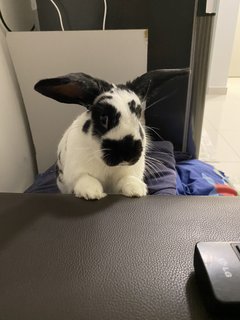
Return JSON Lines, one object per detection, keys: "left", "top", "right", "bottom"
{"left": 206, "top": 87, "right": 228, "bottom": 95}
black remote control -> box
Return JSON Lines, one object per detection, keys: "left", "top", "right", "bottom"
{"left": 194, "top": 242, "right": 240, "bottom": 315}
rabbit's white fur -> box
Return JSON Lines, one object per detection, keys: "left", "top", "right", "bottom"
{"left": 34, "top": 69, "right": 189, "bottom": 200}
{"left": 57, "top": 88, "right": 148, "bottom": 199}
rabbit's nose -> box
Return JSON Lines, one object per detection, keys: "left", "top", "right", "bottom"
{"left": 101, "top": 135, "right": 143, "bottom": 167}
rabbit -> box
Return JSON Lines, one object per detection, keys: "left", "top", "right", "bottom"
{"left": 34, "top": 69, "right": 188, "bottom": 200}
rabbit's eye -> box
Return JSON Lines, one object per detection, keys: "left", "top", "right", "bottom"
{"left": 100, "top": 115, "right": 109, "bottom": 129}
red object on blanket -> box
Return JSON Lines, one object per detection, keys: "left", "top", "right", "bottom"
{"left": 214, "top": 184, "right": 238, "bottom": 197}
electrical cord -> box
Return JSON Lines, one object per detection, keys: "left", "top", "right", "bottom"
{"left": 49, "top": 0, "right": 65, "bottom": 31}
{"left": 0, "top": 9, "right": 35, "bottom": 32}
{"left": 1, "top": 1, "right": 107, "bottom": 32}
{"left": 49, "top": 0, "right": 107, "bottom": 31}
{"left": 0, "top": 0, "right": 110, "bottom": 33}
{"left": 103, "top": 0, "right": 107, "bottom": 30}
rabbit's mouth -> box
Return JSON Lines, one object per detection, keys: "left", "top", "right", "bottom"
{"left": 101, "top": 135, "right": 142, "bottom": 167}
{"left": 117, "top": 161, "right": 129, "bottom": 166}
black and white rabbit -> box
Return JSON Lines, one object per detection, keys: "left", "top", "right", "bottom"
{"left": 35, "top": 69, "right": 187, "bottom": 200}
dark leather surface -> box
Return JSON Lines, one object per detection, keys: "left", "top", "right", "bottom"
{"left": 0, "top": 193, "right": 240, "bottom": 320}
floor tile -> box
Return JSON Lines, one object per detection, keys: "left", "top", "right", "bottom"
{"left": 220, "top": 130, "right": 240, "bottom": 158}
{"left": 210, "top": 162, "right": 240, "bottom": 192}
{"left": 199, "top": 120, "right": 239, "bottom": 162}
{"left": 204, "top": 78, "right": 240, "bottom": 132}
{"left": 200, "top": 77, "right": 240, "bottom": 190}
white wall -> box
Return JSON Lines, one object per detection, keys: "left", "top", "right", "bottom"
{"left": 207, "top": 0, "right": 240, "bottom": 94}
{"left": 229, "top": 6, "right": 240, "bottom": 77}
{"left": 0, "top": 26, "right": 36, "bottom": 192}
{"left": 7, "top": 30, "right": 148, "bottom": 172}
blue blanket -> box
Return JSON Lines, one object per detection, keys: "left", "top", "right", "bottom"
{"left": 176, "top": 160, "right": 237, "bottom": 196}
{"left": 25, "top": 141, "right": 238, "bottom": 196}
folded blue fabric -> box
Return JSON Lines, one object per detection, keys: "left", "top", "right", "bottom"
{"left": 25, "top": 164, "right": 59, "bottom": 193}
{"left": 176, "top": 159, "right": 237, "bottom": 196}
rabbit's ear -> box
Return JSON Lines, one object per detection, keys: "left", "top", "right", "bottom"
{"left": 127, "top": 68, "right": 189, "bottom": 101}
{"left": 34, "top": 73, "right": 112, "bottom": 108}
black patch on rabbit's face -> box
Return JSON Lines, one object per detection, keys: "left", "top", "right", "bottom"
{"left": 91, "top": 103, "right": 121, "bottom": 137}
{"left": 117, "top": 84, "right": 132, "bottom": 92}
{"left": 82, "top": 119, "right": 91, "bottom": 133}
{"left": 102, "top": 135, "right": 143, "bottom": 166}
{"left": 97, "top": 95, "right": 113, "bottom": 104}
{"left": 128, "top": 100, "right": 142, "bottom": 118}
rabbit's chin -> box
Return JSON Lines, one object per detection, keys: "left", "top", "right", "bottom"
{"left": 103, "top": 159, "right": 140, "bottom": 167}
{"left": 117, "top": 162, "right": 132, "bottom": 167}
{"left": 102, "top": 157, "right": 140, "bottom": 168}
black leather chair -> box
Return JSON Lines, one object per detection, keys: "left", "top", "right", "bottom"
{"left": 0, "top": 193, "right": 239, "bottom": 319}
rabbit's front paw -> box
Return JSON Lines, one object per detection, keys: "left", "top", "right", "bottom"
{"left": 74, "top": 175, "right": 107, "bottom": 200}
{"left": 118, "top": 176, "right": 147, "bottom": 198}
